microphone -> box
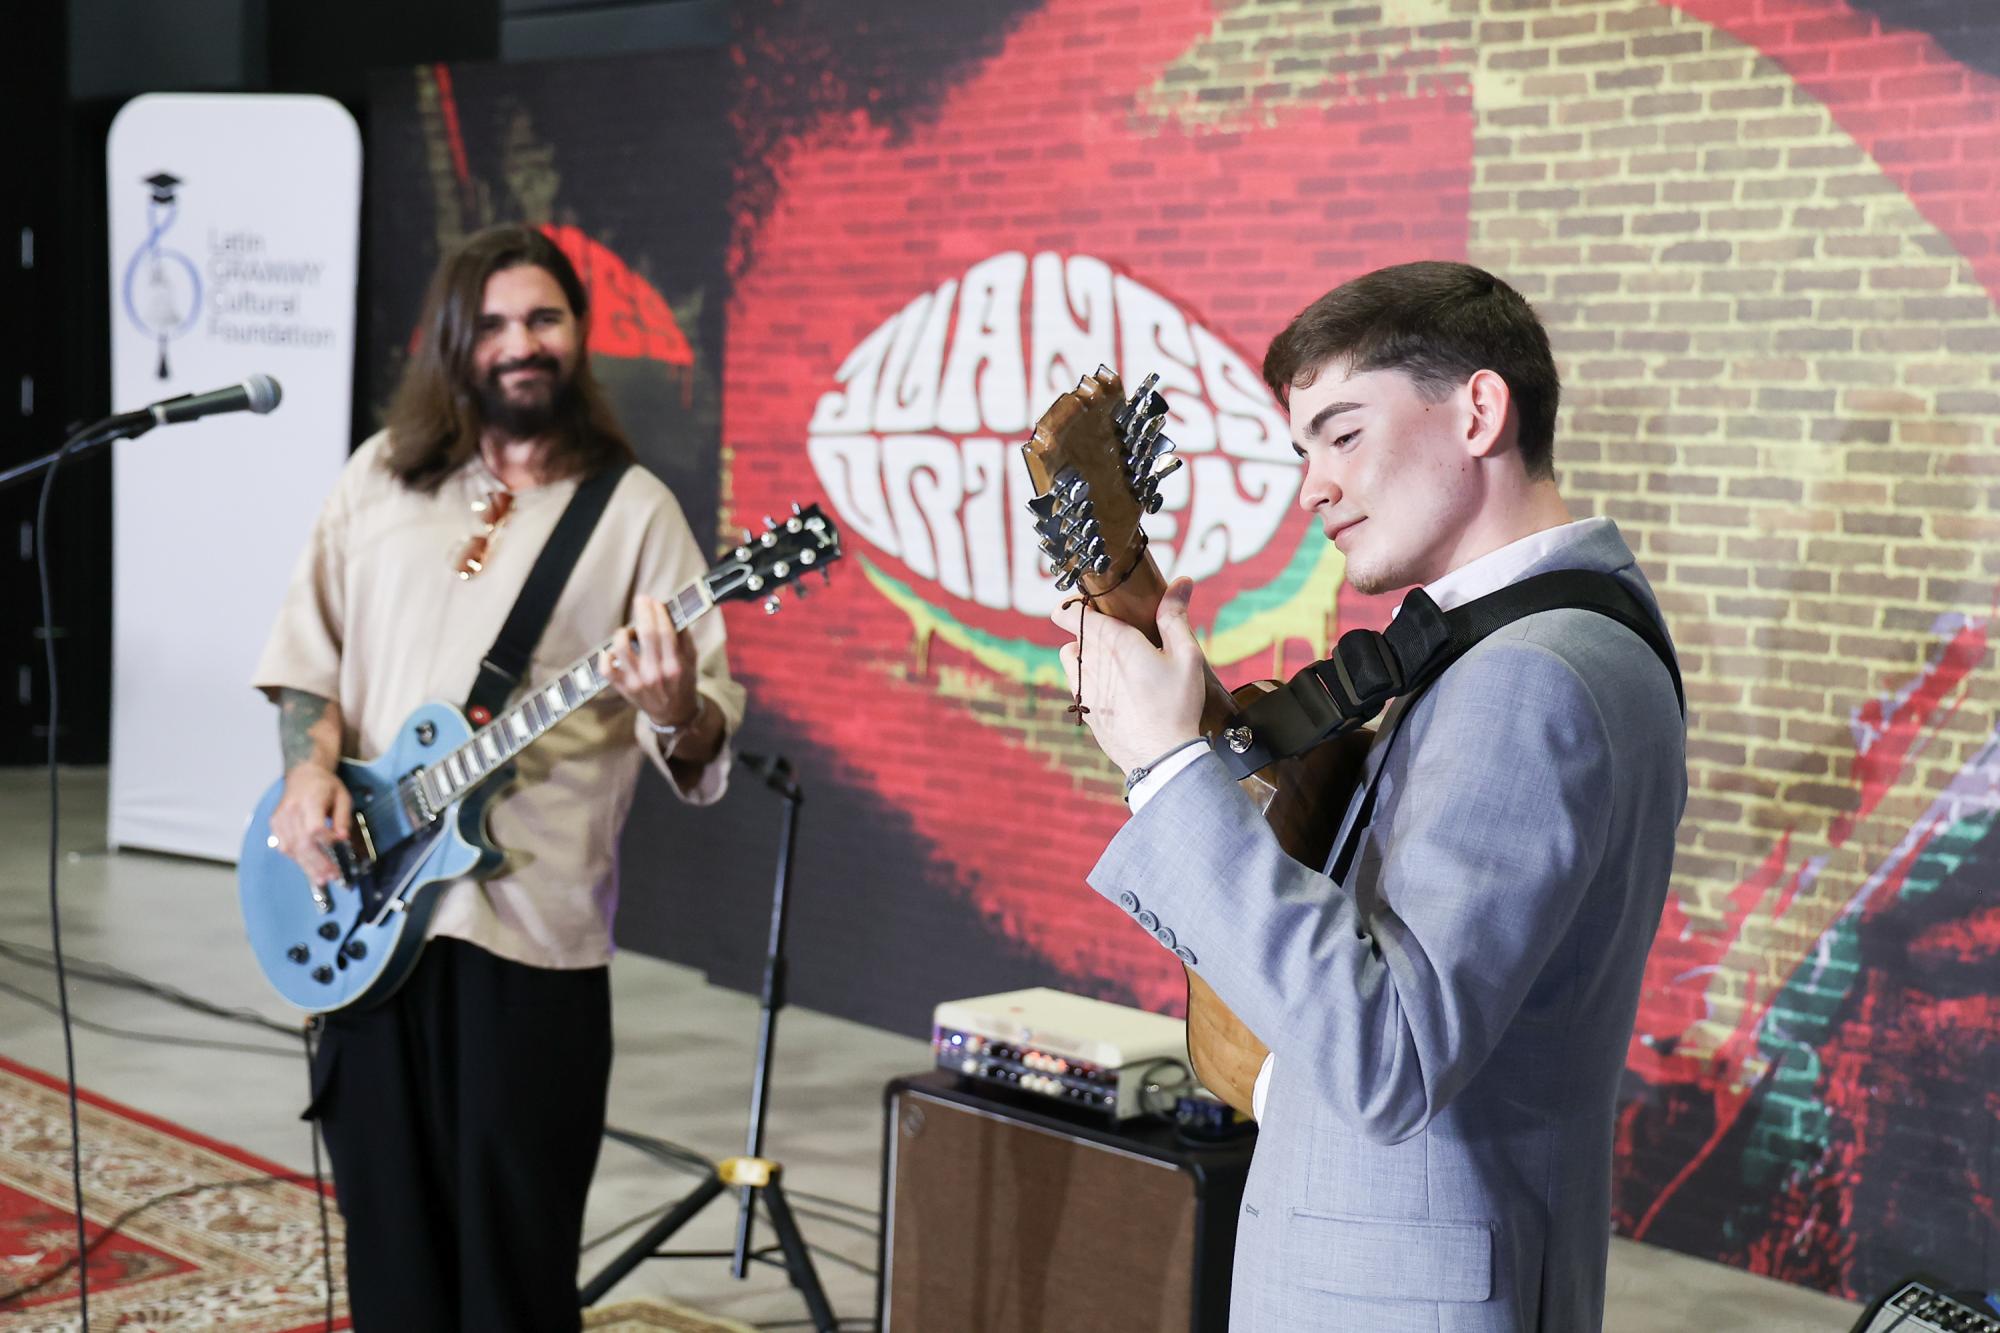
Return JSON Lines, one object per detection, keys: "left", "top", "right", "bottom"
{"left": 108, "top": 374, "right": 283, "bottom": 433}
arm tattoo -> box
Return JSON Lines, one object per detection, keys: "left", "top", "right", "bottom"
{"left": 278, "top": 689, "right": 336, "bottom": 770}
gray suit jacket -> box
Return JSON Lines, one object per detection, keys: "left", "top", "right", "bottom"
{"left": 1090, "top": 521, "right": 1686, "bottom": 1332}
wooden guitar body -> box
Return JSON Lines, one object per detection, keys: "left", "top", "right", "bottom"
{"left": 1183, "top": 715, "right": 1370, "bottom": 1116}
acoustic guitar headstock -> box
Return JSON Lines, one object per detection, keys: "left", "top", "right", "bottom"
{"left": 1019, "top": 367, "right": 1184, "bottom": 595}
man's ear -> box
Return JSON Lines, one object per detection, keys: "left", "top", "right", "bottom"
{"left": 1464, "top": 368, "right": 1513, "bottom": 461}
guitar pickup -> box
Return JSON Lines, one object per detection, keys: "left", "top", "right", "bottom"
{"left": 351, "top": 810, "right": 378, "bottom": 863}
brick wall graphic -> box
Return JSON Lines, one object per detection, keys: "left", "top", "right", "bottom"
{"left": 724, "top": 0, "right": 2000, "bottom": 1297}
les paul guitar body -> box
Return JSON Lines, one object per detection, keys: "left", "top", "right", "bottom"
{"left": 1024, "top": 370, "right": 1370, "bottom": 1117}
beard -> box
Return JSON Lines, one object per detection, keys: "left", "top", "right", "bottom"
{"left": 474, "top": 355, "right": 575, "bottom": 441}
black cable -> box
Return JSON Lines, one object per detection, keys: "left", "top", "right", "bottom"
{"left": 603, "top": 1124, "right": 724, "bottom": 1176}
{"left": 579, "top": 1200, "right": 677, "bottom": 1255}
{"left": 783, "top": 1188, "right": 879, "bottom": 1222}
{"left": 0, "top": 975, "right": 300, "bottom": 1058}
{"left": 0, "top": 936, "right": 298, "bottom": 1038}
{"left": 1135, "top": 1056, "right": 1195, "bottom": 1120}
{"left": 34, "top": 427, "right": 89, "bottom": 1327}
{"left": 0, "top": 1170, "right": 318, "bottom": 1306}
{"left": 781, "top": 1201, "right": 878, "bottom": 1242}
{"left": 303, "top": 1023, "right": 335, "bottom": 1332}
{"left": 751, "top": 1213, "right": 878, "bottom": 1279}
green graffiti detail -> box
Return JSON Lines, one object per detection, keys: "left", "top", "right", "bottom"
{"left": 1735, "top": 807, "right": 1999, "bottom": 1203}
{"left": 862, "top": 523, "right": 1341, "bottom": 686}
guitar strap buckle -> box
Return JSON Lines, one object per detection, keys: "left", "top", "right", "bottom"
{"left": 1211, "top": 589, "right": 1453, "bottom": 780}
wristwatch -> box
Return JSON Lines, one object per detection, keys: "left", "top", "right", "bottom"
{"left": 645, "top": 693, "right": 708, "bottom": 752}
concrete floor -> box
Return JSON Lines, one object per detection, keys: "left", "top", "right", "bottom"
{"left": 0, "top": 768, "right": 1865, "bottom": 1331}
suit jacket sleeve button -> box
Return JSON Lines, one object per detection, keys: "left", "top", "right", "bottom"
{"left": 1154, "top": 926, "right": 1177, "bottom": 950}
{"left": 1117, "top": 891, "right": 1141, "bottom": 913}
{"left": 1136, "top": 910, "right": 1160, "bottom": 931}
{"left": 1174, "top": 946, "right": 1197, "bottom": 966}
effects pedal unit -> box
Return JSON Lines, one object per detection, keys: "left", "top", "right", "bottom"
{"left": 932, "top": 986, "right": 1190, "bottom": 1121}
{"left": 1853, "top": 1277, "right": 2000, "bottom": 1333}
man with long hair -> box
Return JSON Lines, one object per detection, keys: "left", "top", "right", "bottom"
{"left": 253, "top": 223, "right": 745, "bottom": 1330}
{"left": 1053, "top": 262, "right": 1687, "bottom": 1330}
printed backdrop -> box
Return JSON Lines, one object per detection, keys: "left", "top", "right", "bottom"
{"left": 366, "top": 0, "right": 2000, "bottom": 1300}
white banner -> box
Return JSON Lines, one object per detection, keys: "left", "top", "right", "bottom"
{"left": 107, "top": 94, "right": 360, "bottom": 860}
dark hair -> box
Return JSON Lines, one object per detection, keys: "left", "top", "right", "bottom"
{"left": 382, "top": 223, "right": 634, "bottom": 491}
{"left": 1262, "top": 261, "right": 1561, "bottom": 479}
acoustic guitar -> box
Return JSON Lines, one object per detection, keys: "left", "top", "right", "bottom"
{"left": 1022, "top": 370, "right": 1370, "bottom": 1116}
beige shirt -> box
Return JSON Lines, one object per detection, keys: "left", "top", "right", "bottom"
{"left": 252, "top": 431, "right": 746, "bottom": 970}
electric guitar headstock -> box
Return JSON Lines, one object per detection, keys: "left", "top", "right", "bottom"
{"left": 706, "top": 502, "right": 844, "bottom": 614}
{"left": 1019, "top": 367, "right": 1183, "bottom": 601}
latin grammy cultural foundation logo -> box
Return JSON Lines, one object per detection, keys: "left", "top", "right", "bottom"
{"left": 806, "top": 251, "right": 1338, "bottom": 682}
{"left": 122, "top": 171, "right": 202, "bottom": 380}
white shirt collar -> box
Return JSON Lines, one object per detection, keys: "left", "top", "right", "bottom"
{"left": 1414, "top": 516, "right": 1611, "bottom": 614}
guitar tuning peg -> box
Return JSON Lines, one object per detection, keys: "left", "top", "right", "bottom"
{"left": 1145, "top": 493, "right": 1165, "bottom": 514}
{"left": 764, "top": 515, "right": 779, "bottom": 530}
{"left": 795, "top": 581, "right": 810, "bottom": 598}
{"left": 741, "top": 529, "right": 754, "bottom": 546}
{"left": 820, "top": 568, "right": 832, "bottom": 583}
{"left": 1152, "top": 456, "right": 1183, "bottom": 482}
{"left": 791, "top": 502, "right": 803, "bottom": 516}
{"left": 763, "top": 594, "right": 782, "bottom": 615}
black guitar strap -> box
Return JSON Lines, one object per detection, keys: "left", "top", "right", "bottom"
{"left": 1212, "top": 569, "right": 1685, "bottom": 882}
{"left": 464, "top": 462, "right": 629, "bottom": 724}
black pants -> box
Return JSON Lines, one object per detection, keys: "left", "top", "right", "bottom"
{"left": 307, "top": 938, "right": 613, "bottom": 1332}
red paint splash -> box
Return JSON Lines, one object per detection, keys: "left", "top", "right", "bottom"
{"left": 723, "top": 0, "right": 1476, "bottom": 1003}
{"left": 1833, "top": 615, "right": 1989, "bottom": 846}
{"left": 1624, "top": 602, "right": 1988, "bottom": 1241}
{"left": 1666, "top": 0, "right": 2000, "bottom": 310}
{"left": 541, "top": 224, "right": 696, "bottom": 376}
{"left": 433, "top": 62, "right": 473, "bottom": 191}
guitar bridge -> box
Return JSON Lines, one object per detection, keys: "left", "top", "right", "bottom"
{"left": 405, "top": 771, "right": 438, "bottom": 825}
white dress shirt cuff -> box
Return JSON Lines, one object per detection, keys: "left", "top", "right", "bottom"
{"left": 1251, "top": 1052, "right": 1274, "bottom": 1123}
{"left": 1127, "top": 743, "right": 1209, "bottom": 814}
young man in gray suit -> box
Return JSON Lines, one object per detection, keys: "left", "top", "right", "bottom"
{"left": 1052, "top": 261, "right": 1687, "bottom": 1332}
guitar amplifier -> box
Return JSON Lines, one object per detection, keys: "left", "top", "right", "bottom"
{"left": 1852, "top": 1276, "right": 2000, "bottom": 1333}
{"left": 878, "top": 1071, "right": 1252, "bottom": 1332}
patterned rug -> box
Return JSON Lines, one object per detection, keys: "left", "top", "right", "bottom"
{"left": 0, "top": 1055, "right": 760, "bottom": 1333}
{"left": 584, "top": 1298, "right": 758, "bottom": 1332}
{"left": 0, "top": 1053, "right": 347, "bottom": 1331}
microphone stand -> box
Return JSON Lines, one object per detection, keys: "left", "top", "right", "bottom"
{"left": 580, "top": 752, "right": 836, "bottom": 1333}
{"left": 0, "top": 413, "right": 156, "bottom": 496}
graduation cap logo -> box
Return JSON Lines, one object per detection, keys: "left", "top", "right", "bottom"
{"left": 121, "top": 170, "right": 202, "bottom": 379}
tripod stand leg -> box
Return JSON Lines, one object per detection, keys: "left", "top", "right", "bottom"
{"left": 761, "top": 1179, "right": 839, "bottom": 1333}
{"left": 577, "top": 1169, "right": 726, "bottom": 1307}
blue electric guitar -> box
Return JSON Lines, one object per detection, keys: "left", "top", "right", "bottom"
{"left": 238, "top": 504, "right": 841, "bottom": 1013}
